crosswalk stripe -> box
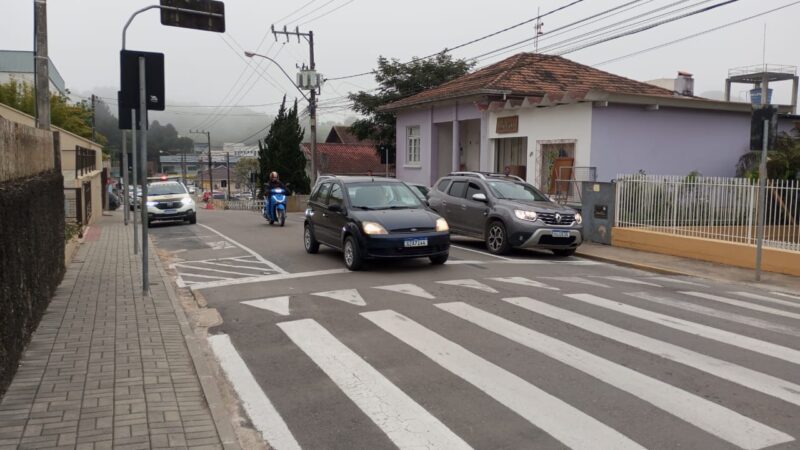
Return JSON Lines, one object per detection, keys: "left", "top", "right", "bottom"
{"left": 600, "top": 276, "right": 662, "bottom": 287}
{"left": 505, "top": 297, "right": 800, "bottom": 408}
{"left": 682, "top": 292, "right": 800, "bottom": 321}
{"left": 361, "top": 310, "right": 645, "bottom": 450}
{"left": 731, "top": 292, "right": 800, "bottom": 310}
{"left": 627, "top": 292, "right": 800, "bottom": 337}
{"left": 439, "top": 301, "right": 794, "bottom": 449}
{"left": 540, "top": 276, "right": 610, "bottom": 288}
{"left": 772, "top": 291, "right": 800, "bottom": 301}
{"left": 277, "top": 319, "right": 471, "bottom": 450}
{"left": 437, "top": 279, "right": 498, "bottom": 293}
{"left": 209, "top": 334, "right": 300, "bottom": 450}
{"left": 566, "top": 294, "right": 800, "bottom": 366}
{"left": 311, "top": 289, "right": 367, "bottom": 306}
{"left": 488, "top": 277, "right": 559, "bottom": 291}
{"left": 241, "top": 297, "right": 291, "bottom": 316}
{"left": 374, "top": 284, "right": 435, "bottom": 299}
{"left": 648, "top": 276, "right": 706, "bottom": 287}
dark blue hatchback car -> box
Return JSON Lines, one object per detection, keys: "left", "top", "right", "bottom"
{"left": 304, "top": 176, "right": 450, "bottom": 270}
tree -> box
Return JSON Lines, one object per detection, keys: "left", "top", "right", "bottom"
{"left": 233, "top": 157, "right": 259, "bottom": 196}
{"left": 737, "top": 128, "right": 800, "bottom": 180}
{"left": 258, "top": 96, "right": 310, "bottom": 195}
{"left": 348, "top": 52, "right": 474, "bottom": 161}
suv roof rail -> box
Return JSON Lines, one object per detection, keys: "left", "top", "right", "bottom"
{"left": 447, "top": 171, "right": 526, "bottom": 182}
{"left": 447, "top": 171, "right": 487, "bottom": 179}
{"left": 485, "top": 173, "right": 525, "bottom": 182}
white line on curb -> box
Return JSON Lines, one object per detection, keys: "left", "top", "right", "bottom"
{"left": 198, "top": 223, "right": 287, "bottom": 274}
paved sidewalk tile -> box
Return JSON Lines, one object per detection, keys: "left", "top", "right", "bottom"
{"left": 0, "top": 217, "right": 223, "bottom": 449}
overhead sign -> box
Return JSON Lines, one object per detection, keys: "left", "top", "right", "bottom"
{"left": 119, "top": 50, "right": 165, "bottom": 112}
{"left": 160, "top": 0, "right": 225, "bottom": 33}
{"left": 496, "top": 115, "right": 519, "bottom": 134}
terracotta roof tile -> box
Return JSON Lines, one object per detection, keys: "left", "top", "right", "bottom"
{"left": 325, "top": 125, "right": 375, "bottom": 145}
{"left": 382, "top": 53, "right": 676, "bottom": 110}
{"left": 302, "top": 143, "right": 385, "bottom": 175}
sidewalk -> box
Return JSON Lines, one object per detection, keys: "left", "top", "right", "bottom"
{"left": 0, "top": 215, "right": 236, "bottom": 449}
{"left": 577, "top": 242, "right": 800, "bottom": 291}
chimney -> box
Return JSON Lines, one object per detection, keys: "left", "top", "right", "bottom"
{"left": 675, "top": 71, "right": 694, "bottom": 96}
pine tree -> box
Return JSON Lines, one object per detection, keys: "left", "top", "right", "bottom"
{"left": 257, "top": 97, "right": 311, "bottom": 196}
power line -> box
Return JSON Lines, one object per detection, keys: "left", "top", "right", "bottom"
{"left": 594, "top": 0, "right": 800, "bottom": 66}
{"left": 298, "top": 0, "right": 356, "bottom": 26}
{"left": 274, "top": 0, "right": 318, "bottom": 24}
{"left": 287, "top": 0, "right": 339, "bottom": 25}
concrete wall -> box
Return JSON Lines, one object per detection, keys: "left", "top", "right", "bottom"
{"left": 0, "top": 115, "right": 54, "bottom": 182}
{"left": 613, "top": 228, "right": 800, "bottom": 277}
{"left": 489, "top": 102, "right": 593, "bottom": 186}
{"left": 590, "top": 104, "right": 751, "bottom": 181}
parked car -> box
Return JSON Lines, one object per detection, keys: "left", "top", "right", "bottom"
{"left": 304, "top": 176, "right": 450, "bottom": 270}
{"left": 407, "top": 183, "right": 431, "bottom": 202}
{"left": 427, "top": 172, "right": 582, "bottom": 256}
{"left": 146, "top": 181, "right": 196, "bottom": 225}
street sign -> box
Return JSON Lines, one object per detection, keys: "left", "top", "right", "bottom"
{"left": 117, "top": 91, "right": 146, "bottom": 130}
{"left": 119, "top": 50, "right": 165, "bottom": 111}
{"left": 750, "top": 106, "right": 777, "bottom": 150}
{"left": 160, "top": 0, "right": 225, "bottom": 33}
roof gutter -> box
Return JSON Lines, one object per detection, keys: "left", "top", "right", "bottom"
{"left": 378, "top": 89, "right": 513, "bottom": 112}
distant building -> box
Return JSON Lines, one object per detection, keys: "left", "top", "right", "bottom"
{"left": 301, "top": 125, "right": 388, "bottom": 177}
{"left": 0, "top": 50, "right": 66, "bottom": 95}
{"left": 223, "top": 142, "right": 259, "bottom": 158}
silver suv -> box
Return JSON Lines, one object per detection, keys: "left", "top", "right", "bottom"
{"left": 427, "top": 172, "right": 582, "bottom": 256}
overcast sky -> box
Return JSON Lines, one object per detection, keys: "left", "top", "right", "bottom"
{"left": 3, "top": 0, "right": 799, "bottom": 141}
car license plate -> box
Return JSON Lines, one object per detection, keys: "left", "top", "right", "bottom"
{"left": 552, "top": 230, "right": 571, "bottom": 238}
{"left": 404, "top": 238, "right": 428, "bottom": 248}
{"left": 164, "top": 209, "right": 177, "bottom": 214}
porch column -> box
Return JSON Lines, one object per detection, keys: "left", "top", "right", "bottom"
{"left": 479, "top": 113, "right": 491, "bottom": 171}
{"left": 452, "top": 119, "right": 460, "bottom": 172}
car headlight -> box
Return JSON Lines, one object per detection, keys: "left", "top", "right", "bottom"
{"left": 362, "top": 221, "right": 388, "bottom": 235}
{"left": 146, "top": 201, "right": 157, "bottom": 207}
{"left": 181, "top": 197, "right": 194, "bottom": 205}
{"left": 575, "top": 213, "right": 583, "bottom": 225}
{"left": 436, "top": 218, "right": 449, "bottom": 232}
{"left": 514, "top": 210, "right": 538, "bottom": 221}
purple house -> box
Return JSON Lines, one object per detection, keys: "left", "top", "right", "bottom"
{"left": 381, "top": 53, "right": 797, "bottom": 191}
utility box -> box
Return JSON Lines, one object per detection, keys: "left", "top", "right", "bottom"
{"left": 580, "top": 181, "right": 616, "bottom": 245}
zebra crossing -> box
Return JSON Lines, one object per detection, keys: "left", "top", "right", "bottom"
{"left": 215, "top": 276, "right": 800, "bottom": 449}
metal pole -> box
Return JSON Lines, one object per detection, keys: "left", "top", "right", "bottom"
{"left": 226, "top": 152, "right": 231, "bottom": 200}
{"left": 139, "top": 56, "right": 149, "bottom": 295}
{"left": 123, "top": 130, "right": 129, "bottom": 225}
{"left": 208, "top": 132, "right": 213, "bottom": 204}
{"left": 385, "top": 145, "right": 389, "bottom": 177}
{"left": 131, "top": 110, "right": 139, "bottom": 254}
{"left": 33, "top": 0, "right": 50, "bottom": 130}
{"left": 308, "top": 31, "right": 318, "bottom": 185}
{"left": 755, "top": 118, "right": 769, "bottom": 281}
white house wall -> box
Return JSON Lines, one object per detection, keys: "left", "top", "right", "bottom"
{"left": 489, "top": 102, "right": 593, "bottom": 186}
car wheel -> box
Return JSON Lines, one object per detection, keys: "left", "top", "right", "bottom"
{"left": 304, "top": 224, "right": 320, "bottom": 254}
{"left": 486, "top": 221, "right": 511, "bottom": 255}
{"left": 343, "top": 236, "right": 364, "bottom": 271}
{"left": 552, "top": 248, "right": 576, "bottom": 257}
{"left": 429, "top": 253, "right": 448, "bottom": 265}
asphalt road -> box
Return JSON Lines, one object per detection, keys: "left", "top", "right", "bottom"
{"left": 151, "top": 209, "right": 800, "bottom": 450}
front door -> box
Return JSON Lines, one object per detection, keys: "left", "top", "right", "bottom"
{"left": 324, "top": 183, "right": 347, "bottom": 248}
{"left": 310, "top": 182, "right": 334, "bottom": 245}
{"left": 460, "top": 181, "right": 489, "bottom": 237}
{"left": 444, "top": 180, "right": 468, "bottom": 232}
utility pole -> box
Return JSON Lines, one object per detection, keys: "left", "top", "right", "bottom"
{"left": 33, "top": 0, "right": 50, "bottom": 130}
{"left": 139, "top": 56, "right": 149, "bottom": 295}
{"left": 226, "top": 152, "right": 231, "bottom": 200}
{"left": 123, "top": 130, "right": 129, "bottom": 225}
{"left": 271, "top": 25, "right": 319, "bottom": 184}
{"left": 190, "top": 130, "right": 213, "bottom": 208}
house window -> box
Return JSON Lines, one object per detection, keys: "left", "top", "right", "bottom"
{"left": 406, "top": 126, "right": 421, "bottom": 166}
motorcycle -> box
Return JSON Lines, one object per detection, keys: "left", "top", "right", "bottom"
{"left": 263, "top": 187, "right": 287, "bottom": 226}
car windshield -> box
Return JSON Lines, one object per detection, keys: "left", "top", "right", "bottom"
{"left": 148, "top": 182, "right": 187, "bottom": 196}
{"left": 487, "top": 180, "right": 549, "bottom": 202}
{"left": 347, "top": 182, "right": 423, "bottom": 210}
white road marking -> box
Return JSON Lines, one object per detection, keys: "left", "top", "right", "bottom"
{"left": 189, "top": 268, "right": 350, "bottom": 291}
{"left": 731, "top": 291, "right": 800, "bottom": 310}
{"left": 682, "top": 292, "right": 800, "bottom": 321}
{"left": 627, "top": 292, "right": 800, "bottom": 337}
{"left": 362, "top": 310, "right": 645, "bottom": 450}
{"left": 177, "top": 273, "right": 228, "bottom": 280}
{"left": 172, "top": 264, "right": 268, "bottom": 277}
{"left": 437, "top": 279, "right": 498, "bottom": 294}
{"left": 566, "top": 293, "right": 800, "bottom": 366}
{"left": 649, "top": 276, "right": 706, "bottom": 287}
{"left": 198, "top": 223, "right": 287, "bottom": 274}
{"left": 374, "top": 284, "right": 435, "bottom": 300}
{"left": 311, "top": 289, "right": 366, "bottom": 306}
{"left": 600, "top": 276, "right": 662, "bottom": 287}
{"left": 488, "top": 277, "right": 559, "bottom": 291}
{"left": 506, "top": 297, "right": 800, "bottom": 409}
{"left": 241, "top": 297, "right": 291, "bottom": 316}
{"left": 772, "top": 291, "right": 800, "bottom": 301}
{"left": 540, "top": 276, "right": 610, "bottom": 288}
{"left": 440, "top": 301, "right": 794, "bottom": 449}
{"left": 450, "top": 244, "right": 511, "bottom": 260}
{"left": 208, "top": 334, "right": 300, "bottom": 450}
{"left": 277, "top": 319, "right": 471, "bottom": 450}
{"left": 207, "top": 240, "right": 236, "bottom": 250}
{"left": 501, "top": 259, "right": 601, "bottom": 266}
{"left": 200, "top": 261, "right": 275, "bottom": 271}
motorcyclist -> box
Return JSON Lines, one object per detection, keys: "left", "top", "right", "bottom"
{"left": 266, "top": 171, "right": 287, "bottom": 193}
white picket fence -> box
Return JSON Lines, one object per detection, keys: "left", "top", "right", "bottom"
{"left": 615, "top": 174, "right": 800, "bottom": 252}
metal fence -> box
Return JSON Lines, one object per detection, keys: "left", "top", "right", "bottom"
{"left": 615, "top": 174, "right": 800, "bottom": 252}
{"left": 553, "top": 166, "right": 596, "bottom": 205}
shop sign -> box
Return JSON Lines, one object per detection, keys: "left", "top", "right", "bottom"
{"left": 496, "top": 115, "right": 519, "bottom": 134}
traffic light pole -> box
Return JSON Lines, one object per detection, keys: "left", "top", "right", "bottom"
{"left": 139, "top": 56, "right": 149, "bottom": 295}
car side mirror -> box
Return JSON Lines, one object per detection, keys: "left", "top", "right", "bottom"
{"left": 328, "top": 204, "right": 343, "bottom": 213}
{"left": 472, "top": 193, "right": 487, "bottom": 202}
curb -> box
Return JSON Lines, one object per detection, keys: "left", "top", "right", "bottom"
{"left": 151, "top": 239, "right": 241, "bottom": 450}
{"left": 576, "top": 251, "right": 696, "bottom": 277}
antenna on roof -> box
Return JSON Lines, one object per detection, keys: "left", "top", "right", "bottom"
{"left": 534, "top": 7, "right": 544, "bottom": 53}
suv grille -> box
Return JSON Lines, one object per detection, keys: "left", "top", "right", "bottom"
{"left": 156, "top": 201, "right": 182, "bottom": 210}
{"left": 538, "top": 213, "right": 575, "bottom": 225}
